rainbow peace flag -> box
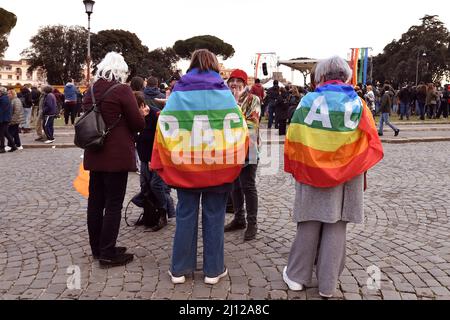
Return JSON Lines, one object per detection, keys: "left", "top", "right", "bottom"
{"left": 151, "top": 69, "right": 248, "bottom": 189}
{"left": 284, "top": 83, "right": 383, "bottom": 188}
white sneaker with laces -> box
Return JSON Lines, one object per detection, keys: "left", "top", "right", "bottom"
{"left": 204, "top": 268, "right": 228, "bottom": 285}
{"left": 283, "top": 266, "right": 303, "bottom": 291}
{"left": 168, "top": 270, "right": 185, "bottom": 284}
{"left": 44, "top": 140, "right": 55, "bottom": 144}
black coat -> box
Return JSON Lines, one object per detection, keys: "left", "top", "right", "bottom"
{"left": 136, "top": 106, "right": 160, "bottom": 163}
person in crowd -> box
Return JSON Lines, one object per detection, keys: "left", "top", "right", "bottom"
{"left": 130, "top": 76, "right": 145, "bottom": 92}
{"left": 168, "top": 74, "right": 180, "bottom": 90}
{"left": 416, "top": 82, "right": 427, "bottom": 120}
{"left": 144, "top": 76, "right": 166, "bottom": 104}
{"left": 250, "top": 78, "right": 266, "bottom": 108}
{"left": 0, "top": 87, "right": 16, "bottom": 153}
{"left": 276, "top": 87, "right": 290, "bottom": 136}
{"left": 19, "top": 85, "right": 33, "bottom": 133}
{"left": 7, "top": 88, "right": 25, "bottom": 150}
{"left": 283, "top": 55, "right": 383, "bottom": 298}
{"left": 364, "top": 85, "right": 376, "bottom": 118}
{"left": 151, "top": 49, "right": 248, "bottom": 285}
{"left": 64, "top": 79, "right": 79, "bottom": 125}
{"left": 41, "top": 86, "right": 57, "bottom": 144}
{"left": 224, "top": 69, "right": 261, "bottom": 241}
{"left": 398, "top": 84, "right": 412, "bottom": 120}
{"left": 34, "top": 87, "right": 47, "bottom": 142}
{"left": 266, "top": 80, "right": 280, "bottom": 129}
{"left": 53, "top": 88, "right": 64, "bottom": 119}
{"left": 426, "top": 83, "right": 438, "bottom": 119}
{"left": 438, "top": 84, "right": 449, "bottom": 119}
{"left": 82, "top": 52, "right": 146, "bottom": 268}
{"left": 132, "top": 91, "right": 175, "bottom": 231}
{"left": 378, "top": 85, "right": 400, "bottom": 136}
{"left": 287, "top": 86, "right": 301, "bottom": 123}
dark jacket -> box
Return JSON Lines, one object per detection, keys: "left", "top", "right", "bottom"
{"left": 143, "top": 86, "right": 165, "bottom": 100}
{"left": 42, "top": 93, "right": 57, "bottom": 116}
{"left": 275, "top": 91, "right": 290, "bottom": 120}
{"left": 83, "top": 79, "right": 145, "bottom": 172}
{"left": 136, "top": 106, "right": 160, "bottom": 163}
{"left": 0, "top": 94, "right": 12, "bottom": 123}
{"left": 20, "top": 88, "right": 33, "bottom": 108}
{"left": 380, "top": 92, "right": 392, "bottom": 113}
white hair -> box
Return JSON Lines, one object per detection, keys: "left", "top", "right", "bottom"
{"left": 94, "top": 52, "right": 129, "bottom": 83}
{"left": 315, "top": 55, "right": 352, "bottom": 84}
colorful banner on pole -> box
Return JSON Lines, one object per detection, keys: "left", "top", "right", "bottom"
{"left": 350, "top": 48, "right": 371, "bottom": 86}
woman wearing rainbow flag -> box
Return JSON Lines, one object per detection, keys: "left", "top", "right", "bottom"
{"left": 283, "top": 56, "right": 384, "bottom": 298}
{"left": 151, "top": 49, "right": 249, "bottom": 285}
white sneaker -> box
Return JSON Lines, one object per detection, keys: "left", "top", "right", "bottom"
{"left": 319, "top": 292, "right": 333, "bottom": 298}
{"left": 204, "top": 268, "right": 228, "bottom": 285}
{"left": 17, "top": 146, "right": 24, "bottom": 150}
{"left": 4, "top": 146, "right": 11, "bottom": 152}
{"left": 283, "top": 266, "right": 303, "bottom": 291}
{"left": 168, "top": 270, "right": 185, "bottom": 284}
{"left": 44, "top": 140, "right": 55, "bottom": 144}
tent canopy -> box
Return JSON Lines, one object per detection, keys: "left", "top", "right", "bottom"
{"left": 278, "top": 59, "right": 318, "bottom": 73}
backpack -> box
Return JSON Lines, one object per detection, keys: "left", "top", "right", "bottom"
{"left": 74, "top": 83, "right": 121, "bottom": 151}
{"left": 125, "top": 183, "right": 164, "bottom": 230}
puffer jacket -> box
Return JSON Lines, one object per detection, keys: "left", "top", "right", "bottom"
{"left": 9, "top": 97, "right": 25, "bottom": 125}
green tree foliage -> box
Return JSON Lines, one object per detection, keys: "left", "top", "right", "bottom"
{"left": 373, "top": 15, "right": 450, "bottom": 85}
{"left": 91, "top": 30, "right": 177, "bottom": 81}
{"left": 23, "top": 25, "right": 88, "bottom": 84}
{"left": 0, "top": 8, "right": 17, "bottom": 58}
{"left": 173, "top": 35, "right": 235, "bottom": 60}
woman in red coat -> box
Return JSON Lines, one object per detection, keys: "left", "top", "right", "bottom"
{"left": 83, "top": 52, "right": 146, "bottom": 268}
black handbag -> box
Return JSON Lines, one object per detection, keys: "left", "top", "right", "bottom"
{"left": 74, "top": 83, "right": 122, "bottom": 151}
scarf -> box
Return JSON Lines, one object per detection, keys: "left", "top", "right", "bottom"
{"left": 284, "top": 83, "right": 383, "bottom": 188}
{"left": 151, "top": 69, "right": 248, "bottom": 189}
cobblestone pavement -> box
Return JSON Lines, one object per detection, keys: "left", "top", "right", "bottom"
{"left": 1, "top": 142, "right": 450, "bottom": 300}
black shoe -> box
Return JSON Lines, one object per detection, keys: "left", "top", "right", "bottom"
{"left": 378, "top": 132, "right": 383, "bottom": 136}
{"left": 8, "top": 146, "right": 17, "bottom": 153}
{"left": 394, "top": 129, "right": 400, "bottom": 137}
{"left": 99, "top": 253, "right": 133, "bottom": 268}
{"left": 224, "top": 219, "right": 246, "bottom": 232}
{"left": 93, "top": 246, "right": 127, "bottom": 260}
{"left": 244, "top": 224, "right": 258, "bottom": 241}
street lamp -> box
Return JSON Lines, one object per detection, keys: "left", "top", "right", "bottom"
{"left": 83, "top": 0, "right": 95, "bottom": 84}
{"left": 415, "top": 51, "right": 426, "bottom": 86}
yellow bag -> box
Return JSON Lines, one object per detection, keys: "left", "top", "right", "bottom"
{"left": 73, "top": 162, "right": 89, "bottom": 198}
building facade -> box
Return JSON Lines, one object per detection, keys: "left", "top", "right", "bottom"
{"left": 0, "top": 59, "right": 46, "bottom": 87}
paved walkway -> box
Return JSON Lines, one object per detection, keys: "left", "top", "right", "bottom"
{"left": 0, "top": 139, "right": 450, "bottom": 300}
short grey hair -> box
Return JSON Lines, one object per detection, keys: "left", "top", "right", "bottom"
{"left": 315, "top": 55, "right": 352, "bottom": 84}
{"left": 0, "top": 86, "right": 7, "bottom": 95}
{"left": 95, "top": 52, "right": 129, "bottom": 83}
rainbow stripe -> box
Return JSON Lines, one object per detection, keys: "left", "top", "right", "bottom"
{"left": 151, "top": 69, "right": 248, "bottom": 189}
{"left": 284, "top": 83, "right": 383, "bottom": 188}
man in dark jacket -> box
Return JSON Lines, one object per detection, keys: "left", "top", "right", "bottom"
{"left": 143, "top": 76, "right": 165, "bottom": 108}
{"left": 41, "top": 86, "right": 57, "bottom": 144}
{"left": 266, "top": 80, "right": 280, "bottom": 129}
{"left": 378, "top": 86, "right": 400, "bottom": 136}
{"left": 398, "top": 85, "right": 412, "bottom": 120}
{"left": 133, "top": 92, "right": 175, "bottom": 231}
{"left": 0, "top": 87, "right": 16, "bottom": 153}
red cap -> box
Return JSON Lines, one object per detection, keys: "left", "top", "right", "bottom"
{"left": 228, "top": 69, "right": 248, "bottom": 86}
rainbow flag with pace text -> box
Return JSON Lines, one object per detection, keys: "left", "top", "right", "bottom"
{"left": 151, "top": 69, "right": 249, "bottom": 189}
{"left": 285, "top": 83, "right": 383, "bottom": 188}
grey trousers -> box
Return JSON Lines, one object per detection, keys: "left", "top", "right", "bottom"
{"left": 286, "top": 221, "right": 347, "bottom": 295}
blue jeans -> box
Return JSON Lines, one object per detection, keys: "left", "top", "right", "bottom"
{"left": 378, "top": 113, "right": 398, "bottom": 134}
{"left": 171, "top": 190, "right": 227, "bottom": 278}
{"left": 399, "top": 102, "right": 409, "bottom": 119}
{"left": 22, "top": 108, "right": 32, "bottom": 129}
{"left": 267, "top": 101, "right": 276, "bottom": 129}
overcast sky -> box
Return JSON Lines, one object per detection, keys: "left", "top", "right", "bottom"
{"left": 2, "top": 0, "right": 449, "bottom": 84}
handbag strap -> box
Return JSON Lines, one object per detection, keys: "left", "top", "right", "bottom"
{"left": 89, "top": 83, "right": 123, "bottom": 132}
